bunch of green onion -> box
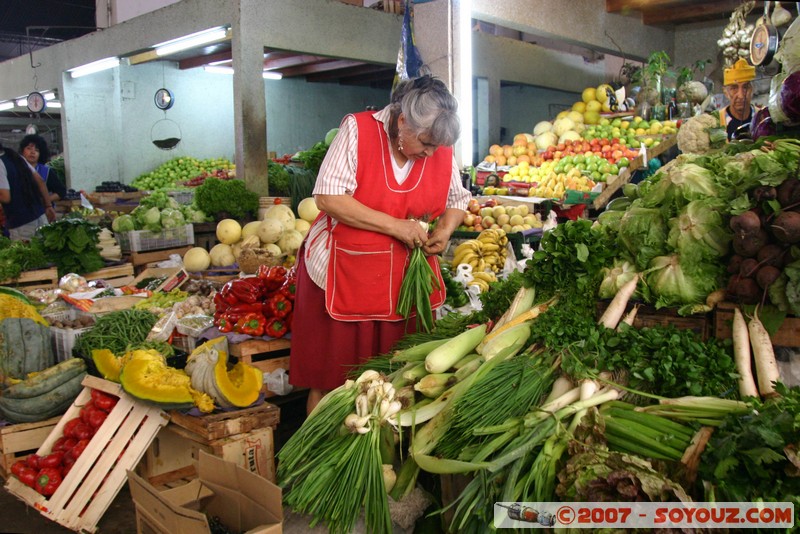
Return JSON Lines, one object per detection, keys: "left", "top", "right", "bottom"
{"left": 396, "top": 220, "right": 439, "bottom": 332}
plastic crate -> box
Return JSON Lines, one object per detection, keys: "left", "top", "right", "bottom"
{"left": 117, "top": 224, "right": 195, "bottom": 253}
{"left": 45, "top": 308, "right": 95, "bottom": 362}
{"left": 167, "top": 190, "right": 195, "bottom": 205}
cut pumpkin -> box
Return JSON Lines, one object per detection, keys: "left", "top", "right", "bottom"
{"left": 214, "top": 357, "right": 263, "bottom": 408}
{"left": 119, "top": 357, "right": 197, "bottom": 411}
{"left": 92, "top": 349, "right": 122, "bottom": 382}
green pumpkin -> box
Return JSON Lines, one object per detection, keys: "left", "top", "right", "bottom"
{"left": 0, "top": 318, "right": 55, "bottom": 380}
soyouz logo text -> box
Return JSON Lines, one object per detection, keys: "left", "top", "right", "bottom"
{"left": 494, "top": 502, "right": 794, "bottom": 529}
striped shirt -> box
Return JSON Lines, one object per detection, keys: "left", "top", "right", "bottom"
{"left": 304, "top": 106, "right": 470, "bottom": 288}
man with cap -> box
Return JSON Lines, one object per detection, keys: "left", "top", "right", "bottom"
{"left": 720, "top": 58, "right": 758, "bottom": 140}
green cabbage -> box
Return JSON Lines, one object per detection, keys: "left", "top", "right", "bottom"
{"left": 667, "top": 200, "right": 731, "bottom": 262}
{"left": 645, "top": 254, "right": 723, "bottom": 308}
{"left": 599, "top": 259, "right": 638, "bottom": 299}
{"left": 136, "top": 206, "right": 162, "bottom": 233}
{"left": 160, "top": 207, "right": 185, "bottom": 229}
{"left": 180, "top": 205, "right": 209, "bottom": 223}
{"left": 617, "top": 205, "right": 669, "bottom": 271}
{"left": 111, "top": 214, "right": 135, "bottom": 233}
{"left": 640, "top": 161, "right": 717, "bottom": 211}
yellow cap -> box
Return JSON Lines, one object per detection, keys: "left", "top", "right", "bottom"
{"left": 724, "top": 58, "right": 756, "bottom": 86}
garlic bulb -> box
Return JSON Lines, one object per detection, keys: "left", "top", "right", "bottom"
{"left": 772, "top": 2, "right": 793, "bottom": 27}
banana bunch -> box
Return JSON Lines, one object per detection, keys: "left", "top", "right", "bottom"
{"left": 451, "top": 228, "right": 508, "bottom": 273}
{"left": 467, "top": 271, "right": 497, "bottom": 293}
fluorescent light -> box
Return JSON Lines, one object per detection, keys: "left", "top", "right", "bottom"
{"left": 68, "top": 57, "right": 120, "bottom": 78}
{"left": 0, "top": 102, "right": 13, "bottom": 111}
{"left": 204, "top": 66, "right": 234, "bottom": 75}
{"left": 43, "top": 92, "right": 56, "bottom": 101}
{"left": 48, "top": 102, "right": 62, "bottom": 109}
{"left": 262, "top": 71, "right": 282, "bottom": 80}
{"left": 458, "top": 0, "right": 473, "bottom": 166}
{"left": 155, "top": 27, "right": 228, "bottom": 57}
{"left": 16, "top": 98, "right": 27, "bottom": 107}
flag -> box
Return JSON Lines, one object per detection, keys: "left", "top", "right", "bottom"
{"left": 392, "top": 0, "right": 424, "bottom": 94}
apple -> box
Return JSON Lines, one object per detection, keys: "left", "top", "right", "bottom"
{"left": 497, "top": 213, "right": 511, "bottom": 226}
{"left": 509, "top": 214, "right": 524, "bottom": 226}
{"left": 467, "top": 199, "right": 481, "bottom": 214}
{"left": 491, "top": 206, "right": 506, "bottom": 218}
{"left": 480, "top": 207, "right": 494, "bottom": 218}
{"left": 473, "top": 215, "right": 482, "bottom": 227}
{"left": 482, "top": 215, "right": 496, "bottom": 227}
{"left": 463, "top": 213, "right": 476, "bottom": 226}
{"left": 517, "top": 204, "right": 530, "bottom": 216}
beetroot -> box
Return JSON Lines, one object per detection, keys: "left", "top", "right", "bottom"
{"left": 756, "top": 265, "right": 781, "bottom": 290}
{"left": 727, "top": 254, "right": 744, "bottom": 274}
{"left": 733, "top": 277, "right": 761, "bottom": 304}
{"left": 731, "top": 228, "right": 770, "bottom": 257}
{"left": 756, "top": 243, "right": 786, "bottom": 268}
{"left": 739, "top": 258, "right": 759, "bottom": 277}
{"left": 777, "top": 178, "right": 800, "bottom": 208}
{"left": 770, "top": 211, "right": 800, "bottom": 243}
{"left": 730, "top": 210, "right": 761, "bottom": 234}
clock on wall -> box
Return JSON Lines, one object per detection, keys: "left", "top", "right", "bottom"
{"left": 26, "top": 91, "right": 46, "bottom": 113}
{"left": 154, "top": 88, "right": 174, "bottom": 110}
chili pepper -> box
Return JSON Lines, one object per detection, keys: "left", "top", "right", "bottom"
{"left": 26, "top": 454, "right": 41, "bottom": 470}
{"left": 279, "top": 275, "right": 297, "bottom": 301}
{"left": 39, "top": 451, "right": 65, "bottom": 469}
{"left": 229, "top": 279, "right": 261, "bottom": 304}
{"left": 90, "top": 389, "right": 118, "bottom": 412}
{"left": 265, "top": 317, "right": 288, "bottom": 338}
{"left": 257, "top": 265, "right": 287, "bottom": 291}
{"left": 235, "top": 313, "right": 266, "bottom": 336}
{"left": 35, "top": 467, "right": 63, "bottom": 496}
{"left": 65, "top": 438, "right": 90, "bottom": 463}
{"left": 17, "top": 466, "right": 38, "bottom": 488}
{"left": 264, "top": 293, "right": 292, "bottom": 319}
{"left": 63, "top": 417, "right": 82, "bottom": 439}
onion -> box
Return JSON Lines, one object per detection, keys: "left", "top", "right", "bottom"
{"left": 750, "top": 107, "right": 777, "bottom": 140}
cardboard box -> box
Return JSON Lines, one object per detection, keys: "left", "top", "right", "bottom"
{"left": 128, "top": 450, "right": 282, "bottom": 534}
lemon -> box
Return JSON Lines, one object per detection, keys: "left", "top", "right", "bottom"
{"left": 582, "top": 87, "right": 597, "bottom": 103}
{"left": 585, "top": 100, "right": 602, "bottom": 113}
{"left": 583, "top": 110, "right": 601, "bottom": 125}
{"left": 596, "top": 84, "right": 614, "bottom": 102}
{"left": 572, "top": 101, "right": 586, "bottom": 113}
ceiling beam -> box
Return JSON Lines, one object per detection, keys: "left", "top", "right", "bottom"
{"left": 178, "top": 50, "right": 232, "bottom": 69}
{"left": 605, "top": 0, "right": 690, "bottom": 13}
{"left": 641, "top": 0, "right": 745, "bottom": 25}
{"left": 263, "top": 54, "right": 330, "bottom": 70}
{"left": 278, "top": 59, "right": 365, "bottom": 77}
{"left": 305, "top": 63, "right": 392, "bottom": 82}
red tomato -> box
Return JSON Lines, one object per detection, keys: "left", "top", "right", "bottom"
{"left": 63, "top": 417, "right": 82, "bottom": 439}
{"left": 90, "top": 389, "right": 118, "bottom": 412}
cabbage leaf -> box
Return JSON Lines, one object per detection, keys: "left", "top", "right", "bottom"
{"left": 640, "top": 162, "right": 718, "bottom": 211}
{"left": 617, "top": 205, "right": 669, "bottom": 271}
{"left": 667, "top": 200, "right": 731, "bottom": 262}
{"left": 644, "top": 254, "right": 723, "bottom": 309}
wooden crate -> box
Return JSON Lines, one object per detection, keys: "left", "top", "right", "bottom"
{"left": 83, "top": 263, "right": 135, "bottom": 288}
{"left": 125, "top": 245, "right": 193, "bottom": 272}
{"left": 3, "top": 375, "right": 169, "bottom": 534}
{"left": 0, "top": 267, "right": 59, "bottom": 290}
{"left": 0, "top": 417, "right": 60, "bottom": 480}
{"left": 229, "top": 338, "right": 291, "bottom": 398}
{"left": 596, "top": 300, "right": 711, "bottom": 340}
{"left": 714, "top": 302, "right": 800, "bottom": 346}
{"left": 137, "top": 402, "right": 280, "bottom": 486}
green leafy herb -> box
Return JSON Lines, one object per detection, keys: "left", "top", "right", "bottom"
{"left": 35, "top": 218, "right": 105, "bottom": 277}
{"left": 0, "top": 237, "right": 49, "bottom": 280}
{"left": 195, "top": 178, "right": 259, "bottom": 220}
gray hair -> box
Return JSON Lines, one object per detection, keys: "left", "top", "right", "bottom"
{"left": 389, "top": 76, "right": 460, "bottom": 146}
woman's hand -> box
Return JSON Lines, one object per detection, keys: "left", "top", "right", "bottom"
{"left": 422, "top": 207, "right": 464, "bottom": 255}
{"left": 45, "top": 206, "right": 56, "bottom": 222}
{"left": 398, "top": 218, "right": 430, "bottom": 249}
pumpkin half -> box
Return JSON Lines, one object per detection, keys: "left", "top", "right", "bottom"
{"left": 92, "top": 348, "right": 165, "bottom": 383}
{"left": 119, "top": 357, "right": 199, "bottom": 411}
{"left": 214, "top": 357, "right": 263, "bottom": 408}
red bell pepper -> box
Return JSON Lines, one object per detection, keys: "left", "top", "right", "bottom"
{"left": 65, "top": 438, "right": 91, "bottom": 463}
{"left": 17, "top": 466, "right": 38, "bottom": 488}
{"left": 264, "top": 293, "right": 292, "bottom": 319}
{"left": 54, "top": 437, "right": 78, "bottom": 453}
{"left": 228, "top": 279, "right": 261, "bottom": 304}
{"left": 80, "top": 401, "right": 97, "bottom": 423}
{"left": 26, "top": 454, "right": 41, "bottom": 470}
{"left": 35, "top": 467, "right": 63, "bottom": 496}
{"left": 90, "top": 389, "right": 118, "bottom": 412}
{"left": 87, "top": 409, "right": 108, "bottom": 429}
{"left": 257, "top": 265, "right": 287, "bottom": 292}
{"left": 219, "top": 282, "right": 240, "bottom": 306}
{"left": 213, "top": 292, "right": 231, "bottom": 314}
{"left": 235, "top": 313, "right": 266, "bottom": 336}
{"left": 63, "top": 417, "right": 82, "bottom": 439}
{"left": 279, "top": 275, "right": 297, "bottom": 301}
{"left": 72, "top": 422, "right": 94, "bottom": 441}
{"left": 39, "top": 451, "right": 65, "bottom": 469}
{"left": 217, "top": 314, "right": 235, "bottom": 333}
{"left": 265, "top": 317, "right": 288, "bottom": 338}
{"left": 11, "top": 460, "right": 29, "bottom": 478}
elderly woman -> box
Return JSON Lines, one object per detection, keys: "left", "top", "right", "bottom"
{"left": 289, "top": 75, "right": 471, "bottom": 413}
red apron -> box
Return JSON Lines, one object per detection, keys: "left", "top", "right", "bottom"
{"left": 324, "top": 111, "right": 451, "bottom": 322}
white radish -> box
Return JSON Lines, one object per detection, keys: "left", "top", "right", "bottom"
{"left": 617, "top": 304, "right": 639, "bottom": 331}
{"left": 598, "top": 275, "right": 639, "bottom": 329}
{"left": 748, "top": 309, "right": 781, "bottom": 398}
{"left": 733, "top": 308, "right": 759, "bottom": 398}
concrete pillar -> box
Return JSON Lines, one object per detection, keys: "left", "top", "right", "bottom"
{"left": 231, "top": 0, "right": 268, "bottom": 196}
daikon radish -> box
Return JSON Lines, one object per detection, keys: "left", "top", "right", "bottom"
{"left": 732, "top": 307, "right": 758, "bottom": 398}
{"left": 617, "top": 304, "right": 639, "bottom": 331}
{"left": 748, "top": 308, "right": 780, "bottom": 398}
{"left": 598, "top": 275, "right": 639, "bottom": 329}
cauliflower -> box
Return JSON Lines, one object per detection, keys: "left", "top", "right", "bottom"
{"left": 676, "top": 112, "right": 727, "bottom": 155}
